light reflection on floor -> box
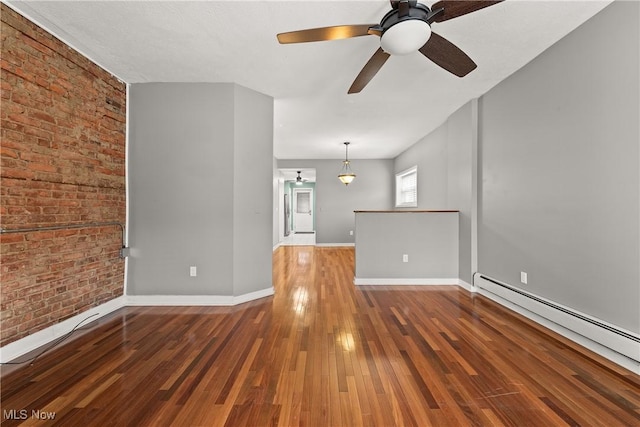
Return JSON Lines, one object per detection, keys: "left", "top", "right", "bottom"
{"left": 291, "top": 287, "right": 309, "bottom": 315}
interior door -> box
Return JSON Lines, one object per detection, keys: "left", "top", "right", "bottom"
{"left": 293, "top": 188, "right": 313, "bottom": 232}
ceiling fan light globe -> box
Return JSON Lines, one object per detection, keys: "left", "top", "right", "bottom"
{"left": 380, "top": 19, "right": 431, "bottom": 55}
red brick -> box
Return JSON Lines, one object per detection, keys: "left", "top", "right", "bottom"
{"left": 0, "top": 4, "right": 126, "bottom": 347}
{"left": 29, "top": 110, "right": 56, "bottom": 124}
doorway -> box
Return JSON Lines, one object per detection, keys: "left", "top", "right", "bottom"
{"left": 276, "top": 168, "right": 316, "bottom": 246}
{"left": 293, "top": 187, "right": 314, "bottom": 232}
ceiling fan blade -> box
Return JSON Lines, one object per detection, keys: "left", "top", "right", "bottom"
{"left": 347, "top": 47, "right": 391, "bottom": 93}
{"left": 277, "top": 24, "right": 376, "bottom": 44}
{"left": 430, "top": 0, "right": 503, "bottom": 23}
{"left": 348, "top": 48, "right": 391, "bottom": 94}
{"left": 418, "top": 32, "right": 477, "bottom": 77}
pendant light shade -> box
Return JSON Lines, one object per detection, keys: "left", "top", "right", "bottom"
{"left": 296, "top": 170, "right": 304, "bottom": 185}
{"left": 338, "top": 142, "right": 356, "bottom": 185}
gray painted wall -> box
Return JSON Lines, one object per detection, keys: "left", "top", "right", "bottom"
{"left": 277, "top": 159, "right": 394, "bottom": 244}
{"left": 232, "top": 85, "right": 274, "bottom": 296}
{"left": 128, "top": 83, "right": 273, "bottom": 297}
{"left": 478, "top": 1, "right": 639, "bottom": 333}
{"left": 446, "top": 102, "right": 475, "bottom": 285}
{"left": 393, "top": 102, "right": 475, "bottom": 283}
{"left": 394, "top": 124, "right": 449, "bottom": 209}
{"left": 355, "top": 212, "right": 458, "bottom": 279}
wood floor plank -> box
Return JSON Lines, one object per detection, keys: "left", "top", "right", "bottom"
{"left": 2, "top": 246, "right": 639, "bottom": 426}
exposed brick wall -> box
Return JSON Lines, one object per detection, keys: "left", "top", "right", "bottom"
{"left": 1, "top": 4, "right": 126, "bottom": 347}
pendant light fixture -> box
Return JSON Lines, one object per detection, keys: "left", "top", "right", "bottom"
{"left": 338, "top": 142, "right": 356, "bottom": 186}
{"left": 295, "top": 171, "right": 304, "bottom": 185}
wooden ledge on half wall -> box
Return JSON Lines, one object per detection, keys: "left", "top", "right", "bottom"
{"left": 353, "top": 210, "right": 460, "bottom": 213}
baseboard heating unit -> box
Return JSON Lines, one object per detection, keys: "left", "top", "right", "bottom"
{"left": 474, "top": 273, "right": 640, "bottom": 368}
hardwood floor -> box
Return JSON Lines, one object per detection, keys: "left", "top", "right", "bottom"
{"left": 2, "top": 246, "right": 639, "bottom": 426}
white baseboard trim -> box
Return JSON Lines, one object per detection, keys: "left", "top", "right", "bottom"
{"left": 126, "top": 295, "right": 235, "bottom": 306}
{"left": 1, "top": 287, "right": 275, "bottom": 363}
{"left": 125, "top": 287, "right": 275, "bottom": 306}
{"left": 273, "top": 242, "right": 282, "bottom": 251}
{"left": 0, "top": 296, "right": 126, "bottom": 364}
{"left": 315, "top": 243, "right": 355, "bottom": 247}
{"left": 457, "top": 279, "right": 473, "bottom": 292}
{"left": 474, "top": 274, "right": 640, "bottom": 374}
{"left": 232, "top": 287, "right": 275, "bottom": 305}
{"left": 354, "top": 277, "right": 458, "bottom": 286}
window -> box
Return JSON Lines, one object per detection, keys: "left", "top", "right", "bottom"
{"left": 395, "top": 166, "right": 417, "bottom": 208}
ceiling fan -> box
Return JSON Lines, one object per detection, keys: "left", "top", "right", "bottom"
{"left": 277, "top": 0, "right": 504, "bottom": 93}
{"left": 295, "top": 171, "right": 308, "bottom": 185}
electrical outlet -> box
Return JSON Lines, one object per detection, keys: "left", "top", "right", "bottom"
{"left": 190, "top": 266, "right": 197, "bottom": 277}
{"left": 402, "top": 254, "right": 409, "bottom": 263}
{"left": 520, "top": 271, "right": 527, "bottom": 284}
{"left": 349, "top": 230, "right": 353, "bottom": 236}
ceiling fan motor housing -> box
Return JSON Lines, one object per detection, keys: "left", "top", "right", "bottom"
{"left": 379, "top": 2, "right": 433, "bottom": 55}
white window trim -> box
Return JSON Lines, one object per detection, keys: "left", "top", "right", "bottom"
{"left": 395, "top": 166, "right": 418, "bottom": 208}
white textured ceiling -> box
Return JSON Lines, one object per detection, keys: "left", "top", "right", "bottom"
{"left": 6, "top": 0, "right": 611, "bottom": 159}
